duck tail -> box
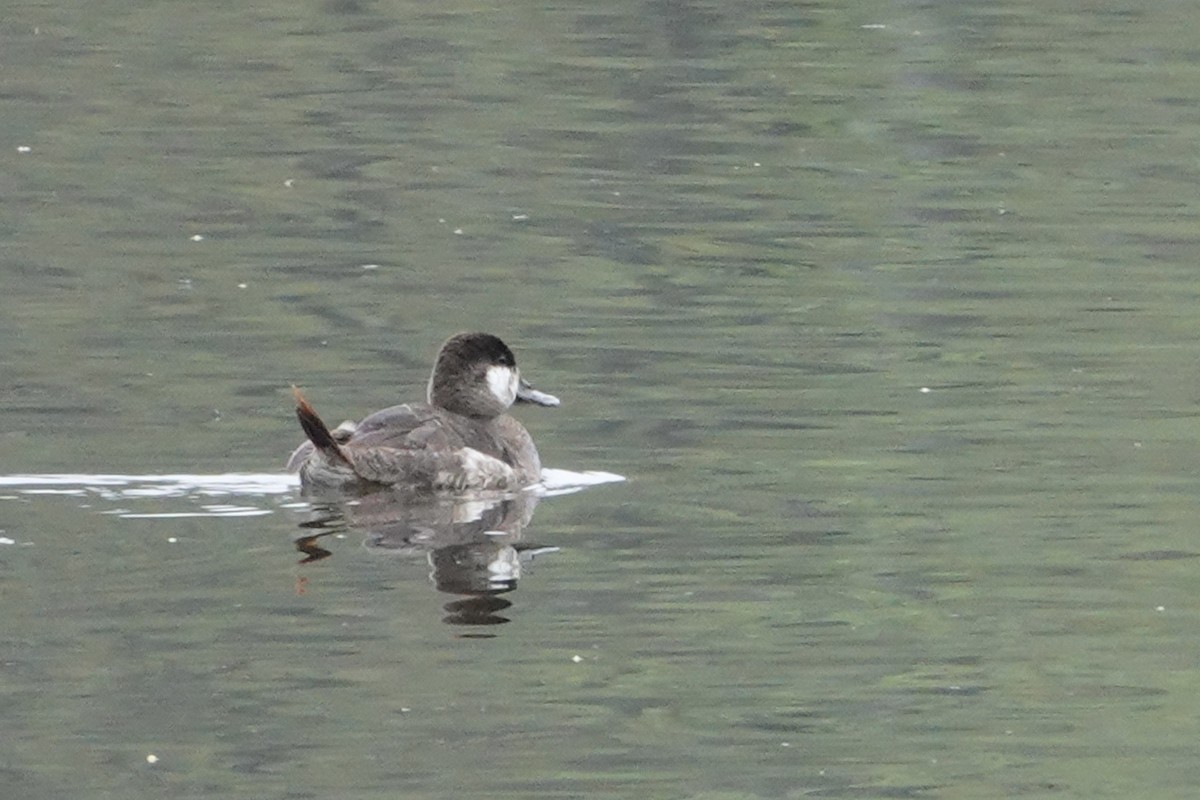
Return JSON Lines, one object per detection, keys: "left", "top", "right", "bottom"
{"left": 292, "top": 386, "right": 351, "bottom": 465}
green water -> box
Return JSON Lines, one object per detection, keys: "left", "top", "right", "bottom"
{"left": 4, "top": 0, "right": 1200, "bottom": 797}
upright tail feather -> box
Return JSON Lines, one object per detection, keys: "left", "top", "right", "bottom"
{"left": 292, "top": 386, "right": 352, "bottom": 465}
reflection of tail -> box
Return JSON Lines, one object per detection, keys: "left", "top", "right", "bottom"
{"left": 292, "top": 387, "right": 351, "bottom": 465}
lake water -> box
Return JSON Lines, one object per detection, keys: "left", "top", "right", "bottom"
{"left": 4, "top": 1, "right": 1200, "bottom": 797}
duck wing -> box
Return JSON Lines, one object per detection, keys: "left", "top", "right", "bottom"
{"left": 338, "top": 404, "right": 511, "bottom": 488}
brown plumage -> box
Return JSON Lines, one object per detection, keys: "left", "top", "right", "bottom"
{"left": 286, "top": 333, "right": 560, "bottom": 495}
{"left": 292, "top": 386, "right": 351, "bottom": 466}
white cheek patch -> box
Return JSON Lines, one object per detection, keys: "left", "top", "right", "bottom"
{"left": 486, "top": 365, "right": 517, "bottom": 406}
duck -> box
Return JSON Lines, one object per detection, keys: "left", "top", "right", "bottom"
{"left": 287, "top": 332, "right": 559, "bottom": 494}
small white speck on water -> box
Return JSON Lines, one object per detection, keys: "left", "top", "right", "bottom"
{"left": 237, "top": 283, "right": 247, "bottom": 289}
{"left": 284, "top": 178, "right": 295, "bottom": 187}
{"left": 1156, "top": 606, "right": 1166, "bottom": 612}
{"left": 190, "top": 234, "right": 204, "bottom": 242}
{"left": 453, "top": 228, "right": 463, "bottom": 235}
{"left": 861, "top": 23, "right": 888, "bottom": 29}
{"left": 920, "top": 387, "right": 932, "bottom": 393}
{"left": 438, "top": 218, "right": 446, "bottom": 224}
{"left": 571, "top": 655, "right": 583, "bottom": 663}
{"left": 167, "top": 537, "right": 178, "bottom": 543}
{"left": 17, "top": 145, "right": 31, "bottom": 153}
{"left": 512, "top": 213, "right": 529, "bottom": 221}
{"left": 361, "top": 264, "right": 379, "bottom": 270}
{"left": 0, "top": 537, "right": 15, "bottom": 545}
{"left": 753, "top": 162, "right": 761, "bottom": 167}
{"left": 146, "top": 754, "right": 158, "bottom": 764}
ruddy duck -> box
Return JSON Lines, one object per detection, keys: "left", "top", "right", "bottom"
{"left": 287, "top": 332, "right": 559, "bottom": 494}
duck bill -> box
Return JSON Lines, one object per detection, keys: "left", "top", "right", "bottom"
{"left": 516, "top": 378, "right": 560, "bottom": 407}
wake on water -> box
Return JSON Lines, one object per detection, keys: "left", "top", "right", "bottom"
{"left": 0, "top": 468, "right": 625, "bottom": 520}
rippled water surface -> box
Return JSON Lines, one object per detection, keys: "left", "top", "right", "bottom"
{"left": 5, "top": 1, "right": 1200, "bottom": 798}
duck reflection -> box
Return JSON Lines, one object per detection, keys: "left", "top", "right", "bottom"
{"left": 294, "top": 489, "right": 557, "bottom": 626}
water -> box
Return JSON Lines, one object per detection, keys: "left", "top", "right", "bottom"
{"left": 4, "top": 0, "right": 1200, "bottom": 797}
